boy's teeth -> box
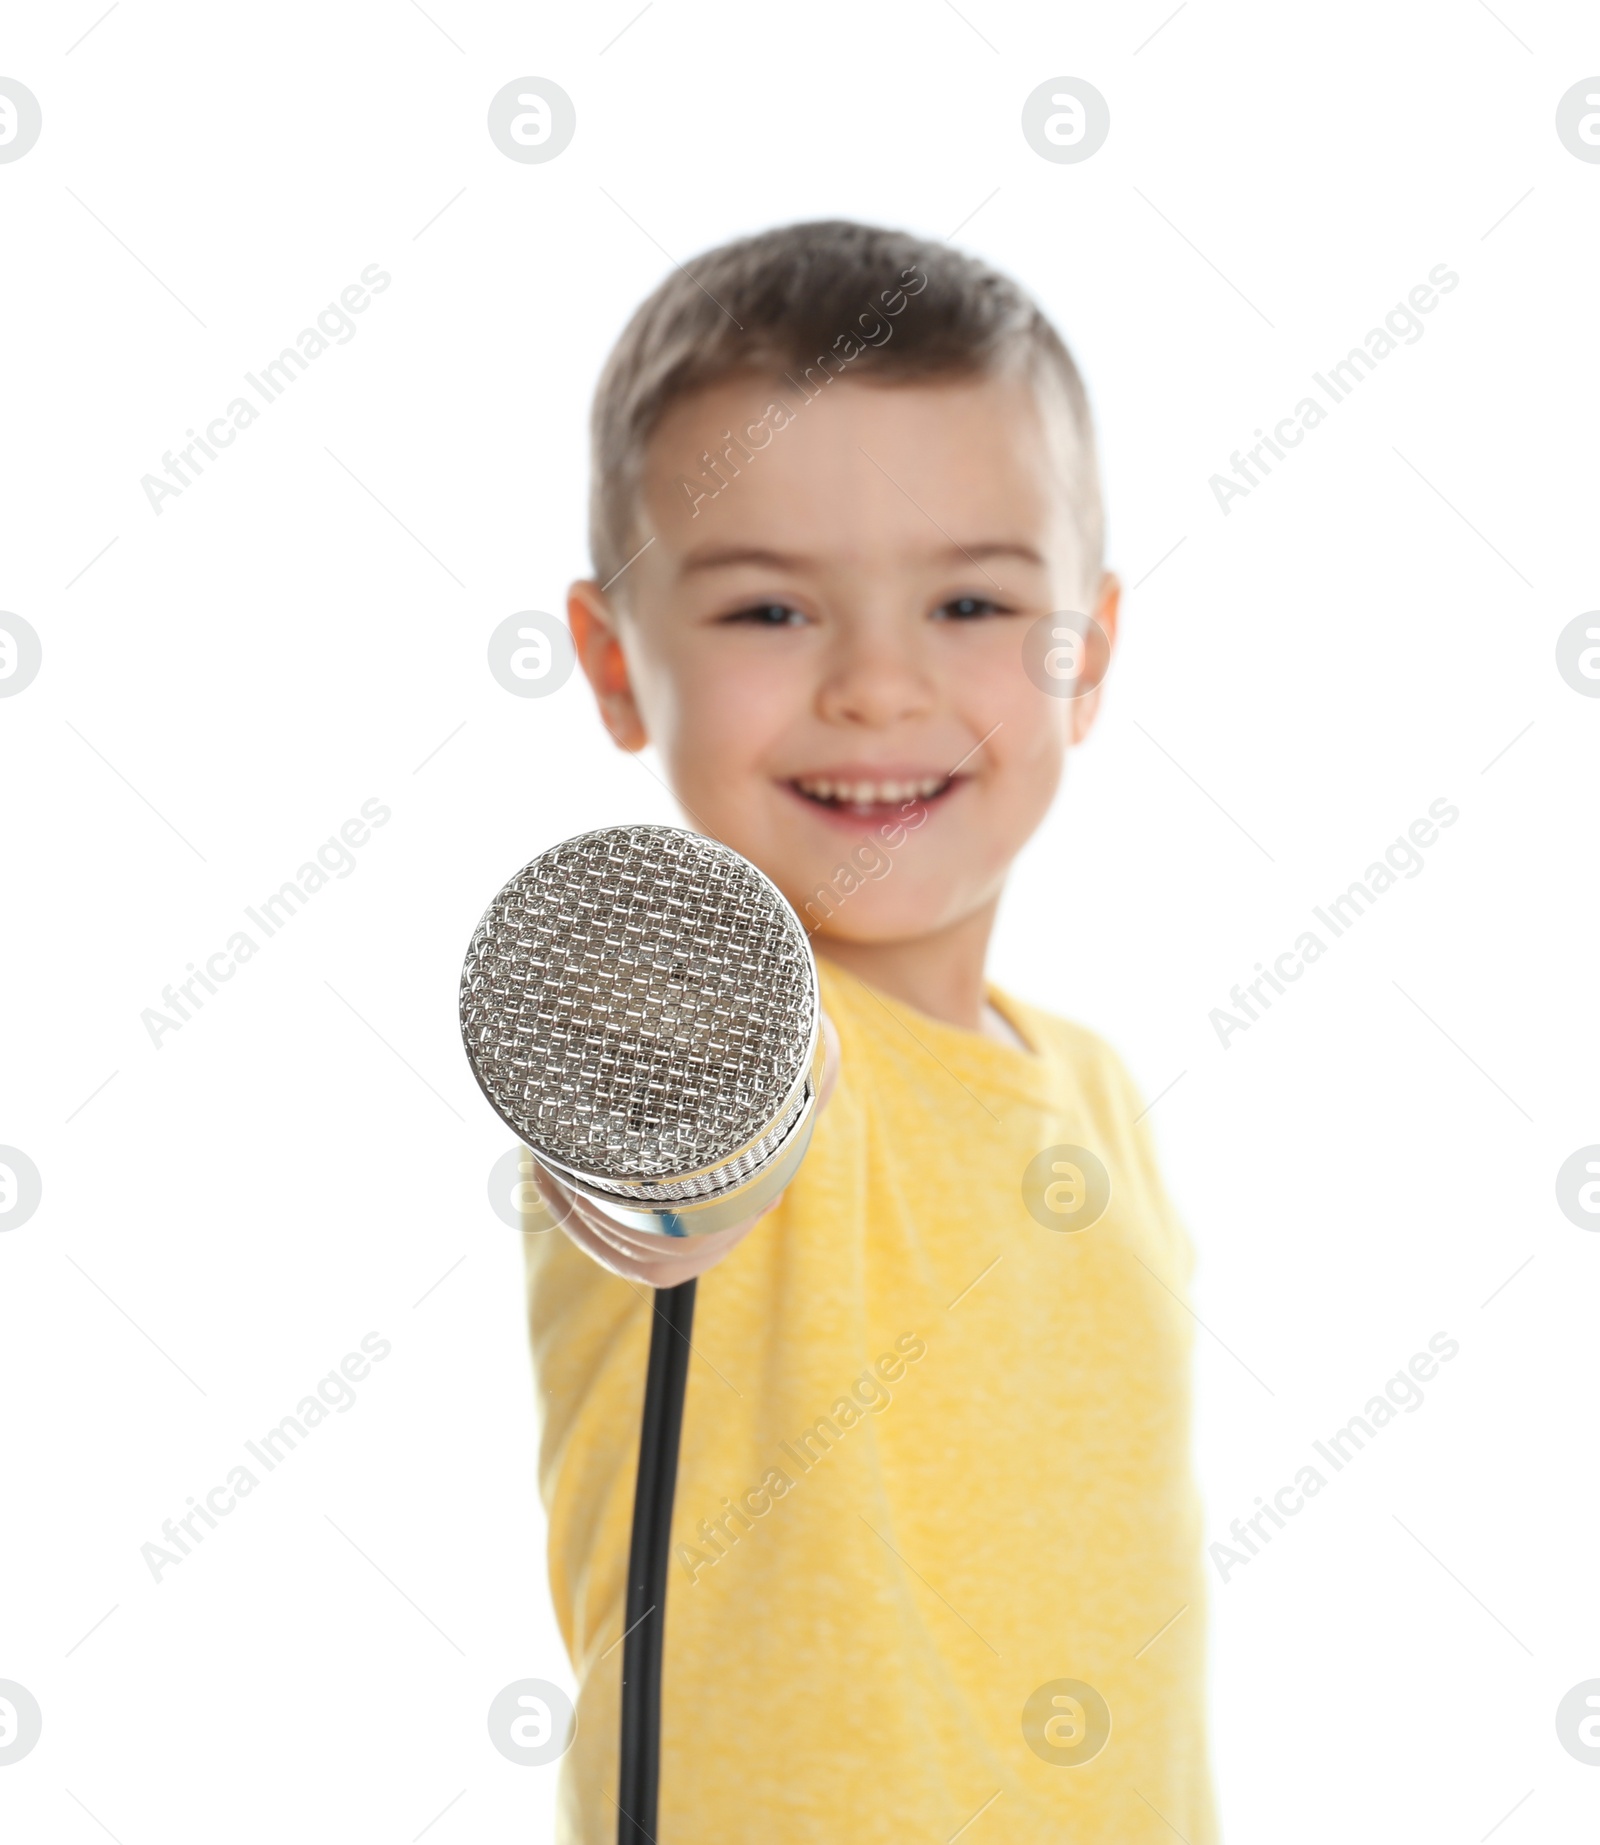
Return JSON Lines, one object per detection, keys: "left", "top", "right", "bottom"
{"left": 795, "top": 774, "right": 948, "bottom": 805}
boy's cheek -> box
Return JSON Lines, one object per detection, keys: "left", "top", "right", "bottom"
{"left": 638, "top": 641, "right": 805, "bottom": 767}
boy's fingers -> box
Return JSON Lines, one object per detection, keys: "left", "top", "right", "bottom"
{"left": 526, "top": 1162, "right": 582, "bottom": 1233}
{"left": 526, "top": 1165, "right": 647, "bottom": 1266}
{"left": 529, "top": 1154, "right": 770, "bottom": 1282}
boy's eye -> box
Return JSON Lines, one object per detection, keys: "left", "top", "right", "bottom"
{"left": 722, "top": 601, "right": 807, "bottom": 627}
{"left": 935, "top": 595, "right": 1010, "bottom": 620}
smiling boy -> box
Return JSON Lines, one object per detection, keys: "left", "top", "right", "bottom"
{"left": 521, "top": 220, "right": 1216, "bottom": 1842}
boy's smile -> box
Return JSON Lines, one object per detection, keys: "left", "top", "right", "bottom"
{"left": 784, "top": 765, "right": 958, "bottom": 825}
{"left": 568, "top": 366, "right": 1119, "bottom": 1017}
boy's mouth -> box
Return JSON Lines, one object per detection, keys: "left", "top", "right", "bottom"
{"left": 785, "top": 772, "right": 955, "bottom": 818}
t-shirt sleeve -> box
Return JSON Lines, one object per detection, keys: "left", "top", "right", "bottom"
{"left": 1036, "top": 1014, "right": 1197, "bottom": 1291}
{"left": 1101, "top": 1043, "right": 1197, "bottom": 1289}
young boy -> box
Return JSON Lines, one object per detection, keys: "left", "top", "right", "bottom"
{"left": 520, "top": 219, "right": 1215, "bottom": 1843}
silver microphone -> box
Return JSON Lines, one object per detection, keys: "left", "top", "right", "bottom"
{"left": 460, "top": 823, "right": 823, "bottom": 1237}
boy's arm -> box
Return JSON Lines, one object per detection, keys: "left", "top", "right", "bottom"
{"left": 532, "top": 1010, "right": 840, "bottom": 1287}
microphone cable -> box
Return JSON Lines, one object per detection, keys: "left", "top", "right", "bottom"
{"left": 617, "top": 1275, "right": 697, "bottom": 1843}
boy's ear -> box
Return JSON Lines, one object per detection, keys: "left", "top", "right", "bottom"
{"left": 1068, "top": 571, "right": 1121, "bottom": 745}
{"left": 568, "top": 580, "right": 648, "bottom": 751}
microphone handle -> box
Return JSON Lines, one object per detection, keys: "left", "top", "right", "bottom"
{"left": 617, "top": 1276, "right": 697, "bottom": 1842}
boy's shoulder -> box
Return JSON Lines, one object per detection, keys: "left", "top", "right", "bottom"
{"left": 815, "top": 960, "right": 1156, "bottom": 1134}
{"left": 1000, "top": 987, "right": 1192, "bottom": 1267}
{"left": 998, "top": 988, "right": 1146, "bottom": 1109}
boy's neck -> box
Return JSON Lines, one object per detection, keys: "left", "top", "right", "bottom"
{"left": 813, "top": 900, "right": 998, "bottom": 1034}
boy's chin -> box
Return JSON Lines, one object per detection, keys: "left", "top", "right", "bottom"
{"left": 796, "top": 889, "right": 980, "bottom": 948}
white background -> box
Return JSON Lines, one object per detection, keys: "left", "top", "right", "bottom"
{"left": 2, "top": 1, "right": 1597, "bottom": 1839}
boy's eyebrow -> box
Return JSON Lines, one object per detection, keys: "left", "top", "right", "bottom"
{"left": 677, "top": 544, "right": 804, "bottom": 577}
{"left": 939, "top": 541, "right": 1047, "bottom": 568}
{"left": 676, "top": 539, "right": 1048, "bottom": 576}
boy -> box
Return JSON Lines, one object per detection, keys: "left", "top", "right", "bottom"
{"left": 520, "top": 219, "right": 1215, "bottom": 1842}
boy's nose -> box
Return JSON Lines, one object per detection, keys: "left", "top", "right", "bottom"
{"left": 816, "top": 629, "right": 938, "bottom": 727}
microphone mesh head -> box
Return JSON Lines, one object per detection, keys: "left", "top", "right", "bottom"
{"left": 460, "top": 824, "right": 818, "bottom": 1200}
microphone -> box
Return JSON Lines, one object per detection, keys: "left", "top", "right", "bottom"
{"left": 459, "top": 820, "right": 823, "bottom": 1235}
{"left": 460, "top": 822, "right": 824, "bottom": 1843}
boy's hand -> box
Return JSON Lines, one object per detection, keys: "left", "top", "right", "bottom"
{"left": 533, "top": 1010, "right": 840, "bottom": 1287}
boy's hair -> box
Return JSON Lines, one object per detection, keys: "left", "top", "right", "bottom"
{"left": 588, "top": 218, "right": 1102, "bottom": 594}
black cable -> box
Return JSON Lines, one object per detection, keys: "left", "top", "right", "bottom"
{"left": 617, "top": 1275, "right": 696, "bottom": 1844}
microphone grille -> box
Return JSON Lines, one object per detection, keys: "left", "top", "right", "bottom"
{"left": 460, "top": 824, "right": 818, "bottom": 1188}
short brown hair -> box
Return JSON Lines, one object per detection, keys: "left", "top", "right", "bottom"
{"left": 587, "top": 218, "right": 1102, "bottom": 592}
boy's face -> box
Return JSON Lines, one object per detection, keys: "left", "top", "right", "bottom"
{"left": 569, "top": 368, "right": 1118, "bottom": 945}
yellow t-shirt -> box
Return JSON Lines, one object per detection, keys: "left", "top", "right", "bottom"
{"left": 522, "top": 960, "right": 1216, "bottom": 1843}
